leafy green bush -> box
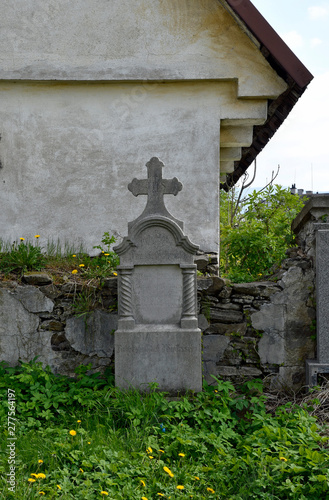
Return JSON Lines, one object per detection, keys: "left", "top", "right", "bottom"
{"left": 220, "top": 185, "right": 305, "bottom": 282}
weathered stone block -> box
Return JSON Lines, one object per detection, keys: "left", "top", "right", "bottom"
{"left": 65, "top": 311, "right": 117, "bottom": 358}
{"left": 14, "top": 286, "right": 54, "bottom": 313}
{"left": 197, "top": 278, "right": 213, "bottom": 291}
{"left": 206, "top": 277, "right": 227, "bottom": 295}
{"left": 194, "top": 255, "right": 209, "bottom": 270}
{"left": 23, "top": 272, "right": 53, "bottom": 285}
{"left": 209, "top": 307, "right": 244, "bottom": 323}
{"left": 258, "top": 332, "right": 285, "bottom": 365}
{"left": 218, "top": 286, "right": 232, "bottom": 299}
{"left": 204, "top": 322, "right": 247, "bottom": 336}
{"left": 215, "top": 366, "right": 238, "bottom": 377}
{"left": 239, "top": 366, "right": 262, "bottom": 378}
{"left": 0, "top": 288, "right": 39, "bottom": 364}
{"left": 198, "top": 314, "right": 209, "bottom": 331}
{"left": 203, "top": 335, "right": 230, "bottom": 363}
{"left": 231, "top": 295, "right": 254, "bottom": 305}
{"left": 251, "top": 303, "right": 286, "bottom": 334}
{"left": 233, "top": 282, "right": 281, "bottom": 298}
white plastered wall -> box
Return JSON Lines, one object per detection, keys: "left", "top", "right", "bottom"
{"left": 0, "top": 0, "right": 287, "bottom": 253}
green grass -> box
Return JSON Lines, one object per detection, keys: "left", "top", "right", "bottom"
{"left": 1, "top": 361, "right": 329, "bottom": 499}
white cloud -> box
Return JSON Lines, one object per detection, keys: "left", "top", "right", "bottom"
{"left": 311, "top": 37, "right": 323, "bottom": 47}
{"left": 282, "top": 30, "right": 304, "bottom": 50}
{"left": 308, "top": 6, "right": 329, "bottom": 19}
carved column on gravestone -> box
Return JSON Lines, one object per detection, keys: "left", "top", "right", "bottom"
{"left": 181, "top": 265, "right": 198, "bottom": 329}
{"left": 118, "top": 267, "right": 135, "bottom": 329}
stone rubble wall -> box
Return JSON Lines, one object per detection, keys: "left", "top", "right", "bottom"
{"left": 0, "top": 249, "right": 316, "bottom": 389}
{"left": 0, "top": 276, "right": 118, "bottom": 377}
{"left": 199, "top": 249, "right": 315, "bottom": 390}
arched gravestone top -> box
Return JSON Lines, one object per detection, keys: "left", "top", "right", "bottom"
{"left": 114, "top": 157, "right": 199, "bottom": 266}
{"left": 114, "top": 157, "right": 202, "bottom": 392}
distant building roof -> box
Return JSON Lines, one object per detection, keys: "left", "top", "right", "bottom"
{"left": 221, "top": 0, "right": 314, "bottom": 190}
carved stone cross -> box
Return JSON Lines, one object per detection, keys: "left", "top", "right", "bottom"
{"left": 128, "top": 157, "right": 182, "bottom": 220}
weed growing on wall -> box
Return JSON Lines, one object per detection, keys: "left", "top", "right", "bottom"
{"left": 1, "top": 360, "right": 329, "bottom": 499}
{"left": 0, "top": 237, "right": 46, "bottom": 274}
{"left": 0, "top": 232, "right": 119, "bottom": 283}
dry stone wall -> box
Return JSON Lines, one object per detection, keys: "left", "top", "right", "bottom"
{"left": 0, "top": 276, "right": 118, "bottom": 377}
{"left": 0, "top": 247, "right": 316, "bottom": 390}
{"left": 199, "top": 249, "right": 315, "bottom": 390}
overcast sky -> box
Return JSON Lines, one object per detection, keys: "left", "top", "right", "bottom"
{"left": 243, "top": 0, "right": 329, "bottom": 193}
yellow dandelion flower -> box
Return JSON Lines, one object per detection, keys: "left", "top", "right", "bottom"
{"left": 69, "top": 430, "right": 77, "bottom": 436}
{"left": 146, "top": 447, "right": 153, "bottom": 454}
{"left": 157, "top": 494, "right": 165, "bottom": 497}
{"left": 28, "top": 478, "right": 36, "bottom": 483}
{"left": 178, "top": 453, "right": 185, "bottom": 457}
{"left": 79, "top": 468, "right": 84, "bottom": 473}
{"left": 100, "top": 493, "right": 109, "bottom": 496}
{"left": 104, "top": 253, "right": 110, "bottom": 256}
{"left": 38, "top": 460, "right": 43, "bottom": 464}
{"left": 140, "top": 480, "right": 146, "bottom": 487}
{"left": 31, "top": 473, "right": 38, "bottom": 478}
{"left": 77, "top": 420, "right": 81, "bottom": 423}
{"left": 57, "top": 485, "right": 61, "bottom": 490}
{"left": 207, "top": 488, "right": 215, "bottom": 493}
{"left": 72, "top": 254, "right": 76, "bottom": 257}
{"left": 194, "top": 476, "right": 200, "bottom": 480}
{"left": 159, "top": 449, "right": 164, "bottom": 453}
{"left": 142, "top": 497, "right": 148, "bottom": 500}
{"left": 36, "top": 473, "right": 46, "bottom": 479}
{"left": 79, "top": 264, "right": 85, "bottom": 267}
{"left": 72, "top": 269, "right": 78, "bottom": 274}
{"left": 113, "top": 272, "right": 118, "bottom": 276}
{"left": 163, "top": 466, "right": 174, "bottom": 477}
{"left": 279, "top": 456, "right": 288, "bottom": 462}
{"left": 20, "top": 237, "right": 25, "bottom": 241}
{"left": 148, "top": 456, "right": 154, "bottom": 459}
{"left": 177, "top": 485, "right": 184, "bottom": 490}
{"left": 39, "top": 492, "right": 45, "bottom": 495}
{"left": 88, "top": 441, "right": 91, "bottom": 444}
{"left": 35, "top": 235, "right": 40, "bottom": 238}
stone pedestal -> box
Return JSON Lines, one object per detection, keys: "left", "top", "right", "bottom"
{"left": 306, "top": 227, "right": 329, "bottom": 386}
{"left": 114, "top": 157, "right": 202, "bottom": 392}
{"left": 115, "top": 327, "right": 201, "bottom": 391}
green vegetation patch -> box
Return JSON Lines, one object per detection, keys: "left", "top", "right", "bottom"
{"left": 1, "top": 360, "right": 329, "bottom": 499}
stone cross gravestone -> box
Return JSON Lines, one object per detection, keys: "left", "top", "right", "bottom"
{"left": 114, "top": 157, "right": 202, "bottom": 392}
{"left": 306, "top": 225, "right": 329, "bottom": 386}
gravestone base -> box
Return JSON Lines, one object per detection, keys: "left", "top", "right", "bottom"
{"left": 115, "top": 326, "right": 202, "bottom": 393}
{"left": 306, "top": 360, "right": 329, "bottom": 386}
